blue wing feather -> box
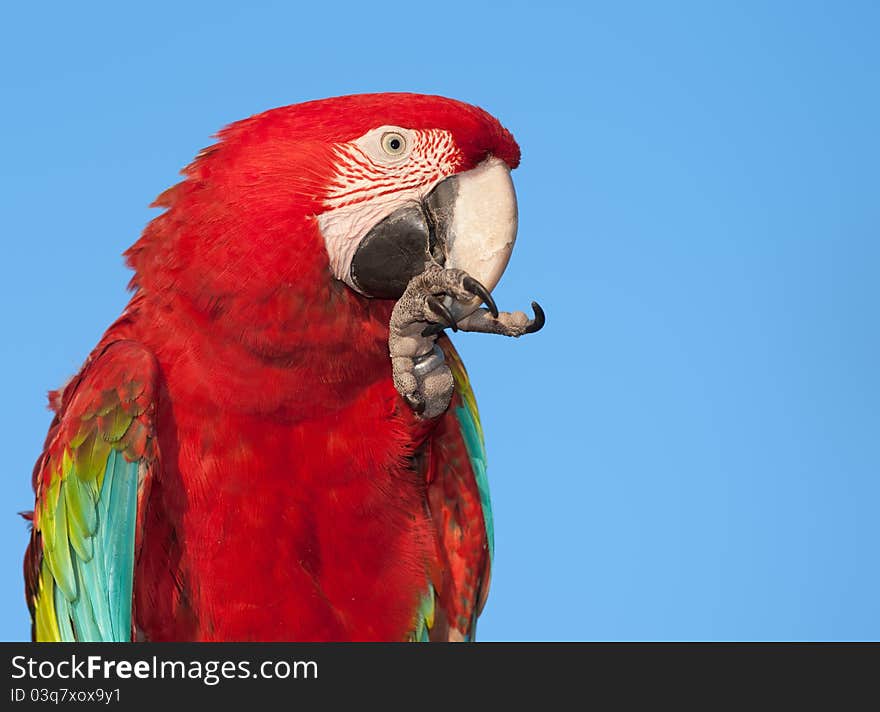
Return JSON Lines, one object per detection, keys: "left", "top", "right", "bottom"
{"left": 27, "top": 339, "right": 157, "bottom": 642}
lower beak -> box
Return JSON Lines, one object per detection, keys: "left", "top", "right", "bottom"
{"left": 349, "top": 157, "right": 518, "bottom": 316}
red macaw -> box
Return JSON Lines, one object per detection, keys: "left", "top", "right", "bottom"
{"left": 23, "top": 93, "right": 543, "bottom": 641}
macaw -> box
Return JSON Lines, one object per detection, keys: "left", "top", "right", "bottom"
{"left": 23, "top": 93, "right": 543, "bottom": 642}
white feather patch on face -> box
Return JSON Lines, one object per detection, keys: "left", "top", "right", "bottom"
{"left": 317, "top": 126, "right": 461, "bottom": 289}
{"left": 318, "top": 192, "right": 422, "bottom": 288}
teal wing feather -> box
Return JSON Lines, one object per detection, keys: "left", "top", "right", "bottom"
{"left": 25, "top": 340, "right": 158, "bottom": 642}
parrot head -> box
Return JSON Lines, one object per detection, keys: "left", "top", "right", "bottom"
{"left": 127, "top": 93, "right": 528, "bottom": 353}
{"left": 308, "top": 94, "right": 521, "bottom": 321}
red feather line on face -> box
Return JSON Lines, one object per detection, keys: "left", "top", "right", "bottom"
{"left": 323, "top": 129, "right": 462, "bottom": 210}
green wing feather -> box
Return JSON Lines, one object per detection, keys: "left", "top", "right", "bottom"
{"left": 27, "top": 340, "right": 157, "bottom": 642}
{"left": 409, "top": 586, "right": 436, "bottom": 642}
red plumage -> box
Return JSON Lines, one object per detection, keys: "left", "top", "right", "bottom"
{"left": 25, "top": 94, "right": 519, "bottom": 641}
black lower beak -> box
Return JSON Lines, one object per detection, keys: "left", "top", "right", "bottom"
{"left": 349, "top": 177, "right": 459, "bottom": 299}
{"left": 348, "top": 202, "right": 434, "bottom": 299}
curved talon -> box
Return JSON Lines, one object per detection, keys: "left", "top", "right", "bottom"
{"left": 404, "top": 393, "right": 426, "bottom": 415}
{"left": 463, "top": 276, "right": 499, "bottom": 318}
{"left": 427, "top": 297, "right": 458, "bottom": 332}
{"left": 421, "top": 323, "right": 446, "bottom": 338}
{"left": 524, "top": 301, "right": 545, "bottom": 334}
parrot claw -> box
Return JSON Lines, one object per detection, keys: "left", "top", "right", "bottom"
{"left": 426, "top": 297, "right": 457, "bottom": 332}
{"left": 524, "top": 302, "right": 546, "bottom": 333}
{"left": 389, "top": 265, "right": 544, "bottom": 418}
{"left": 462, "top": 276, "right": 499, "bottom": 318}
{"left": 388, "top": 265, "right": 476, "bottom": 418}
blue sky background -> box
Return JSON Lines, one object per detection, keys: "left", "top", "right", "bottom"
{"left": 1, "top": 1, "right": 878, "bottom": 641}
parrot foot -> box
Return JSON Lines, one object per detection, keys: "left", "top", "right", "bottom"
{"left": 389, "top": 265, "right": 495, "bottom": 418}
{"left": 389, "top": 265, "right": 544, "bottom": 417}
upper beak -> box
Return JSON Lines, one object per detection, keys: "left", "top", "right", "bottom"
{"left": 349, "top": 157, "right": 518, "bottom": 317}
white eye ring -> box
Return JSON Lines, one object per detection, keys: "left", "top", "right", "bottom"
{"left": 380, "top": 131, "right": 408, "bottom": 157}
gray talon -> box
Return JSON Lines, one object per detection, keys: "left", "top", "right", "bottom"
{"left": 524, "top": 301, "right": 545, "bottom": 333}
{"left": 427, "top": 296, "right": 458, "bottom": 332}
{"left": 463, "top": 275, "right": 499, "bottom": 318}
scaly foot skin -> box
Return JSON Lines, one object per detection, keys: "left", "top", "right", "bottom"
{"left": 453, "top": 301, "right": 545, "bottom": 337}
{"left": 389, "top": 265, "right": 544, "bottom": 418}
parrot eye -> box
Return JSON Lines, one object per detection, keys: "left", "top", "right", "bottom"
{"left": 380, "top": 132, "right": 408, "bottom": 157}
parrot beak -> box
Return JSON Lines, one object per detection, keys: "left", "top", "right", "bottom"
{"left": 349, "top": 156, "right": 518, "bottom": 318}
{"left": 424, "top": 157, "right": 518, "bottom": 320}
